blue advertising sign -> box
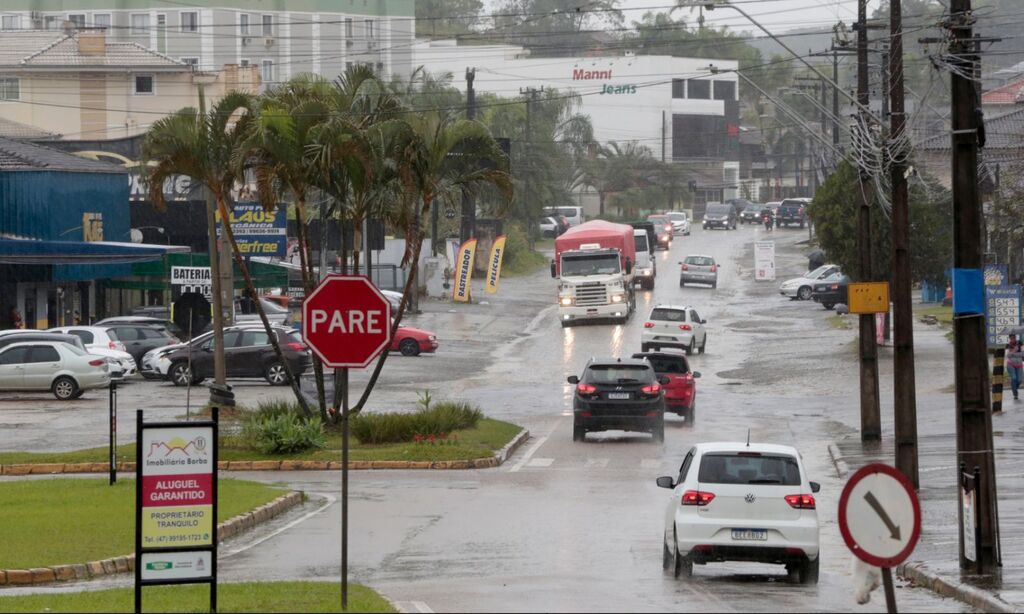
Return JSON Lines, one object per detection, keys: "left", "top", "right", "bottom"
{"left": 984, "top": 263, "right": 1009, "bottom": 287}
{"left": 985, "top": 285, "right": 1021, "bottom": 348}
{"left": 216, "top": 203, "right": 286, "bottom": 257}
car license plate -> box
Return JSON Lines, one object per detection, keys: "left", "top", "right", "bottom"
{"left": 607, "top": 392, "right": 630, "bottom": 400}
{"left": 731, "top": 529, "right": 767, "bottom": 541}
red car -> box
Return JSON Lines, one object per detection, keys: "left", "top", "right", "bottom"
{"left": 632, "top": 351, "right": 700, "bottom": 426}
{"left": 391, "top": 325, "right": 438, "bottom": 356}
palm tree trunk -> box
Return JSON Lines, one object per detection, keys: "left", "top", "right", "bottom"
{"left": 295, "top": 198, "right": 328, "bottom": 422}
{"left": 216, "top": 197, "right": 313, "bottom": 418}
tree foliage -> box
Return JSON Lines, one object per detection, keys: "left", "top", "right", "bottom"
{"left": 416, "top": 0, "right": 483, "bottom": 38}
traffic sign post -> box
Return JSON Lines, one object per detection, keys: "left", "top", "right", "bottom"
{"left": 302, "top": 275, "right": 392, "bottom": 610}
{"left": 839, "top": 463, "right": 921, "bottom": 613}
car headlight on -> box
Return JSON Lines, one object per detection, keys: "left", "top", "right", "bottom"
{"left": 428, "top": 335, "right": 437, "bottom": 341}
{"left": 641, "top": 270, "right": 652, "bottom": 275}
{"left": 560, "top": 296, "right": 574, "bottom": 306}
{"left": 610, "top": 293, "right": 624, "bottom": 303}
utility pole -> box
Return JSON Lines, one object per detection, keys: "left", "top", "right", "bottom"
{"left": 855, "top": 0, "right": 881, "bottom": 442}
{"left": 460, "top": 68, "right": 477, "bottom": 245}
{"left": 520, "top": 86, "right": 543, "bottom": 245}
{"left": 890, "top": 0, "right": 920, "bottom": 488}
{"left": 197, "top": 85, "right": 227, "bottom": 389}
{"left": 948, "top": 0, "right": 1001, "bottom": 571}
{"left": 833, "top": 48, "right": 840, "bottom": 148}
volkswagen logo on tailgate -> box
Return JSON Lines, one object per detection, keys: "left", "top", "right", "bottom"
{"left": 744, "top": 493, "right": 756, "bottom": 503}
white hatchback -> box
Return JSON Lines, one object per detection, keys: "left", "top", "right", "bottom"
{"left": 641, "top": 305, "right": 707, "bottom": 355}
{"left": 779, "top": 264, "right": 841, "bottom": 301}
{"left": 657, "top": 442, "right": 821, "bottom": 583}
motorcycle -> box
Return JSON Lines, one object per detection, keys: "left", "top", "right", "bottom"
{"left": 763, "top": 213, "right": 774, "bottom": 231}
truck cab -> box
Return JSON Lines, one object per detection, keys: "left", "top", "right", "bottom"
{"left": 552, "top": 220, "right": 637, "bottom": 326}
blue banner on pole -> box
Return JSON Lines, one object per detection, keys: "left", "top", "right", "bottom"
{"left": 953, "top": 268, "right": 984, "bottom": 316}
{"left": 216, "top": 203, "right": 286, "bottom": 257}
{"left": 985, "top": 285, "right": 1022, "bottom": 348}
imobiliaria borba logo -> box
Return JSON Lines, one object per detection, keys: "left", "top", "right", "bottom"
{"left": 145, "top": 435, "right": 209, "bottom": 469}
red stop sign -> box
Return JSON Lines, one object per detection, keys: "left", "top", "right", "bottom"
{"left": 302, "top": 275, "right": 393, "bottom": 368}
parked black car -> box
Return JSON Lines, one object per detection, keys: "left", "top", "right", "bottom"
{"left": 165, "top": 326, "right": 311, "bottom": 386}
{"left": 568, "top": 357, "right": 668, "bottom": 442}
{"left": 812, "top": 274, "right": 850, "bottom": 310}
{"left": 777, "top": 198, "right": 810, "bottom": 228}
{"left": 102, "top": 324, "right": 178, "bottom": 366}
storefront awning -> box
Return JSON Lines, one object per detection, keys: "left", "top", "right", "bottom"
{"left": 0, "top": 238, "right": 189, "bottom": 265}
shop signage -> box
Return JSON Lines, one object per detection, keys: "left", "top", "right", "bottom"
{"left": 216, "top": 203, "right": 287, "bottom": 257}
{"left": 170, "top": 266, "right": 212, "bottom": 301}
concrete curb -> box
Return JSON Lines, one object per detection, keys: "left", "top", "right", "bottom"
{"left": 0, "top": 429, "right": 531, "bottom": 475}
{"left": 897, "top": 561, "right": 1020, "bottom": 613}
{"left": 826, "top": 441, "right": 850, "bottom": 478}
{"left": 0, "top": 490, "right": 304, "bottom": 587}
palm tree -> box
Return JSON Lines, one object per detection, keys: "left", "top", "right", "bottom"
{"left": 144, "top": 92, "right": 312, "bottom": 416}
{"left": 349, "top": 109, "right": 514, "bottom": 413}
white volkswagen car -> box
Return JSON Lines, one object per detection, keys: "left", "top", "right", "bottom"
{"left": 641, "top": 305, "right": 707, "bottom": 355}
{"left": 665, "top": 211, "right": 691, "bottom": 236}
{"left": 779, "top": 264, "right": 842, "bottom": 301}
{"left": 657, "top": 442, "right": 821, "bottom": 583}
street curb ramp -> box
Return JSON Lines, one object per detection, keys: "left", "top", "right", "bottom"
{"left": 0, "top": 491, "right": 304, "bottom": 587}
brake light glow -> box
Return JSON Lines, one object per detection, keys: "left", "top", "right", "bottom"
{"left": 286, "top": 342, "right": 307, "bottom": 352}
{"left": 641, "top": 383, "right": 661, "bottom": 395}
{"left": 108, "top": 342, "right": 117, "bottom": 350}
{"left": 679, "top": 324, "right": 691, "bottom": 331}
{"left": 89, "top": 359, "right": 105, "bottom": 367}
{"left": 681, "top": 263, "right": 689, "bottom": 271}
{"left": 784, "top": 494, "right": 816, "bottom": 509}
{"left": 681, "top": 490, "right": 715, "bottom": 506}
{"left": 710, "top": 264, "right": 718, "bottom": 273}
{"left": 644, "top": 322, "right": 654, "bottom": 328}
{"left": 576, "top": 383, "right": 597, "bottom": 395}
{"left": 737, "top": 451, "right": 762, "bottom": 457}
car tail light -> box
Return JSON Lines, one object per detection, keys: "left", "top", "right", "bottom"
{"left": 579, "top": 410, "right": 593, "bottom": 417}
{"left": 286, "top": 342, "right": 306, "bottom": 352}
{"left": 681, "top": 490, "right": 715, "bottom": 506}
{"left": 641, "top": 383, "right": 661, "bottom": 395}
{"left": 89, "top": 359, "right": 105, "bottom": 367}
{"left": 681, "top": 264, "right": 689, "bottom": 271}
{"left": 576, "top": 383, "right": 597, "bottom": 395}
{"left": 643, "top": 322, "right": 654, "bottom": 328}
{"left": 830, "top": 284, "right": 839, "bottom": 290}
{"left": 678, "top": 324, "right": 691, "bottom": 331}
{"left": 785, "top": 547, "right": 806, "bottom": 555}
{"left": 108, "top": 341, "right": 118, "bottom": 350}
{"left": 645, "top": 410, "right": 660, "bottom": 417}
{"left": 710, "top": 264, "right": 718, "bottom": 273}
{"left": 785, "top": 494, "right": 816, "bottom": 509}
{"left": 737, "top": 451, "right": 762, "bottom": 457}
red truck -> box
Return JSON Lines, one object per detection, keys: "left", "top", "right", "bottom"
{"left": 551, "top": 220, "right": 637, "bottom": 325}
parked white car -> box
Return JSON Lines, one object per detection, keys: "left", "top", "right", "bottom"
{"left": 641, "top": 305, "right": 707, "bottom": 355}
{"left": 0, "top": 341, "right": 111, "bottom": 399}
{"left": 140, "top": 330, "right": 214, "bottom": 380}
{"left": 779, "top": 264, "right": 842, "bottom": 301}
{"left": 542, "top": 205, "right": 584, "bottom": 227}
{"left": 48, "top": 326, "right": 127, "bottom": 353}
{"left": 657, "top": 442, "right": 821, "bottom": 583}
{"left": 665, "top": 211, "right": 691, "bottom": 236}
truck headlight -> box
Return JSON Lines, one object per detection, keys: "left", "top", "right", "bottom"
{"left": 610, "top": 293, "right": 624, "bottom": 303}
{"left": 641, "top": 269, "right": 652, "bottom": 276}
{"left": 560, "top": 296, "right": 574, "bottom": 306}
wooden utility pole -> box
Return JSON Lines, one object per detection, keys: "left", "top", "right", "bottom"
{"left": 856, "top": 0, "right": 881, "bottom": 441}
{"left": 460, "top": 68, "right": 477, "bottom": 245}
{"left": 520, "top": 86, "right": 543, "bottom": 247}
{"left": 890, "top": 0, "right": 919, "bottom": 487}
{"left": 949, "top": 0, "right": 1001, "bottom": 571}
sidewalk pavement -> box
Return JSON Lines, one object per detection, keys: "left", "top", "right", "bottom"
{"left": 833, "top": 306, "right": 1024, "bottom": 612}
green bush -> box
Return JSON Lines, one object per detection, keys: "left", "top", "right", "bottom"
{"left": 503, "top": 222, "right": 548, "bottom": 275}
{"left": 351, "top": 402, "right": 483, "bottom": 444}
{"left": 242, "top": 412, "right": 326, "bottom": 455}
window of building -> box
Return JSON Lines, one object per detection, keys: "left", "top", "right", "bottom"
{"left": 93, "top": 13, "right": 111, "bottom": 29}
{"left": 376, "top": 62, "right": 384, "bottom": 75}
{"left": 262, "top": 14, "right": 273, "bottom": 35}
{"left": 44, "top": 15, "right": 62, "bottom": 30}
{"left": 365, "top": 19, "right": 375, "bottom": 39}
{"left": 181, "top": 11, "right": 198, "bottom": 33}
{"left": 134, "top": 74, "right": 155, "bottom": 95}
{"left": 261, "top": 59, "right": 275, "bottom": 83}
{"left": 181, "top": 57, "right": 199, "bottom": 67}
{"left": 130, "top": 13, "right": 150, "bottom": 35}
{"left": 686, "top": 79, "right": 710, "bottom": 100}
{"left": 68, "top": 14, "right": 86, "bottom": 28}
{"left": 1, "top": 15, "right": 19, "bottom": 30}
{"left": 344, "top": 18, "right": 353, "bottom": 38}
{"left": 713, "top": 80, "right": 736, "bottom": 101}
{"left": 239, "top": 58, "right": 251, "bottom": 67}
{"left": 240, "top": 13, "right": 251, "bottom": 35}
{"left": 345, "top": 61, "right": 352, "bottom": 70}
{"left": 672, "top": 114, "right": 725, "bottom": 159}
{"left": 672, "top": 79, "right": 684, "bottom": 99}
{"left": 0, "top": 77, "right": 20, "bottom": 101}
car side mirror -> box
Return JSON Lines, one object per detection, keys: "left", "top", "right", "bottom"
{"left": 657, "top": 375, "right": 670, "bottom": 385}
{"left": 656, "top": 476, "right": 674, "bottom": 489}
{"left": 567, "top": 375, "right": 579, "bottom": 384}
{"left": 700, "top": 319, "right": 707, "bottom": 324}
{"left": 810, "top": 481, "right": 821, "bottom": 493}
{"left": 692, "top": 371, "right": 701, "bottom": 378}
{"left": 550, "top": 261, "right": 557, "bottom": 278}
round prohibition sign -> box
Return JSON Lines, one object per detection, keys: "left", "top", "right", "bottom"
{"left": 838, "top": 463, "right": 921, "bottom": 568}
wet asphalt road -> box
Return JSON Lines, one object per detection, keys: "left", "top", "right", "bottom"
{"left": 1, "top": 224, "right": 969, "bottom": 611}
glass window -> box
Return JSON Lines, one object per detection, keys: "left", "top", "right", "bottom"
{"left": 261, "top": 59, "right": 275, "bottom": 83}
{"left": 713, "top": 80, "right": 736, "bottom": 101}
{"left": 698, "top": 453, "right": 802, "bottom": 485}
{"left": 181, "top": 11, "right": 198, "bottom": 33}
{"left": 68, "top": 14, "right": 86, "bottom": 28}
{"left": 262, "top": 14, "right": 273, "bottom": 35}
{"left": 181, "top": 57, "right": 199, "bottom": 67}
{"left": 28, "top": 346, "right": 60, "bottom": 363}
{"left": 239, "top": 59, "right": 250, "bottom": 67}
{"left": 650, "top": 308, "right": 686, "bottom": 322}
{"left": 584, "top": 364, "right": 654, "bottom": 384}
{"left": 134, "top": 75, "right": 154, "bottom": 95}
{"left": 68, "top": 330, "right": 95, "bottom": 344}
{"left": 240, "top": 13, "right": 250, "bottom": 35}
{"left": 45, "top": 16, "right": 61, "bottom": 30}
{"left": 0, "top": 346, "right": 30, "bottom": 365}
{"left": 684, "top": 256, "right": 715, "bottom": 266}
{"left": 0, "top": 77, "right": 19, "bottom": 101}
{"left": 1, "top": 15, "right": 21, "bottom": 30}
{"left": 113, "top": 327, "right": 139, "bottom": 341}
{"left": 94, "top": 14, "right": 111, "bottom": 29}
{"left": 677, "top": 449, "right": 695, "bottom": 484}
{"left": 689, "top": 310, "right": 701, "bottom": 323}
{"left": 130, "top": 13, "right": 150, "bottom": 35}
{"left": 345, "top": 18, "right": 353, "bottom": 38}
{"left": 222, "top": 330, "right": 243, "bottom": 347}
{"left": 138, "top": 327, "right": 167, "bottom": 340}
{"left": 686, "top": 79, "right": 710, "bottom": 99}
{"left": 365, "top": 19, "right": 375, "bottom": 39}
{"left": 672, "top": 78, "right": 684, "bottom": 99}
{"left": 242, "top": 331, "right": 270, "bottom": 347}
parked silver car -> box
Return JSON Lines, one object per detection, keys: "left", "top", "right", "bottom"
{"left": 0, "top": 341, "right": 111, "bottom": 400}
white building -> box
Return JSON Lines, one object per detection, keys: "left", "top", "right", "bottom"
{"left": 412, "top": 40, "right": 742, "bottom": 205}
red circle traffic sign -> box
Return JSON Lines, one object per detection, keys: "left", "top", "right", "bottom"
{"left": 302, "top": 275, "right": 392, "bottom": 368}
{"left": 838, "top": 463, "right": 921, "bottom": 568}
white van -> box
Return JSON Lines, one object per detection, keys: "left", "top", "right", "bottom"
{"left": 543, "top": 206, "right": 584, "bottom": 227}
{"left": 633, "top": 228, "right": 656, "bottom": 290}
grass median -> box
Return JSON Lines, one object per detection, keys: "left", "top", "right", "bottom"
{"left": 0, "top": 418, "right": 522, "bottom": 466}
{"left": 0, "top": 581, "right": 395, "bottom": 613}
{"left": 1, "top": 478, "right": 285, "bottom": 569}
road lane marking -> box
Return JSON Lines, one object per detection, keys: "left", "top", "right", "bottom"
{"left": 221, "top": 492, "right": 336, "bottom": 558}
{"left": 394, "top": 601, "right": 435, "bottom": 613}
{"left": 585, "top": 458, "right": 609, "bottom": 468}
{"left": 509, "top": 434, "right": 549, "bottom": 472}
{"left": 527, "top": 457, "right": 554, "bottom": 468}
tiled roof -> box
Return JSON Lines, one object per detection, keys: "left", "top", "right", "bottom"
{"left": 0, "top": 30, "right": 186, "bottom": 68}
{"left": 0, "top": 137, "right": 126, "bottom": 173}
{"left": 0, "top": 117, "right": 59, "bottom": 140}
{"left": 982, "top": 79, "right": 1024, "bottom": 105}
{"left": 916, "top": 106, "right": 1024, "bottom": 151}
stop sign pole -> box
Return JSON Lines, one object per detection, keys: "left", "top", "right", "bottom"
{"left": 302, "top": 275, "right": 392, "bottom": 610}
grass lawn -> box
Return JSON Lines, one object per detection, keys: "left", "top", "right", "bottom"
{"left": 0, "top": 581, "right": 394, "bottom": 613}
{"left": 1, "top": 478, "right": 285, "bottom": 569}
{"left": 914, "top": 304, "right": 953, "bottom": 325}
{"left": 829, "top": 314, "right": 853, "bottom": 330}
{"left": 0, "top": 418, "right": 522, "bottom": 466}
{"left": 504, "top": 250, "right": 548, "bottom": 276}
